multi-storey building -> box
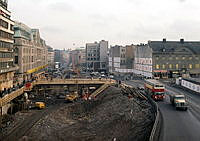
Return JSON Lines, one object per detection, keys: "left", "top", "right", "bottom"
{"left": 134, "top": 39, "right": 200, "bottom": 78}
{"left": 109, "top": 45, "right": 135, "bottom": 74}
{"left": 86, "top": 40, "right": 108, "bottom": 72}
{"left": 70, "top": 47, "right": 86, "bottom": 70}
{"left": 47, "top": 45, "right": 54, "bottom": 66}
{"left": 0, "top": 0, "right": 18, "bottom": 91}
{"left": 14, "top": 22, "right": 48, "bottom": 83}
{"left": 134, "top": 44, "right": 153, "bottom": 78}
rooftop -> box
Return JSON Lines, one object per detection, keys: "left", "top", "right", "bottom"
{"left": 148, "top": 39, "right": 200, "bottom": 54}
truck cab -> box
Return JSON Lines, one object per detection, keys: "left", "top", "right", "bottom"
{"left": 170, "top": 94, "right": 188, "bottom": 111}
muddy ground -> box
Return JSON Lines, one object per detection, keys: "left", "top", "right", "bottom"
{"left": 22, "top": 86, "right": 155, "bottom": 141}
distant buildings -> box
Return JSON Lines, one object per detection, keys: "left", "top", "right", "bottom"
{"left": 86, "top": 40, "right": 108, "bottom": 72}
{"left": 14, "top": 22, "right": 48, "bottom": 83}
{"left": 54, "top": 49, "right": 70, "bottom": 66}
{"left": 0, "top": 0, "right": 18, "bottom": 91}
{"left": 69, "top": 47, "right": 86, "bottom": 69}
{"left": 47, "top": 46, "right": 54, "bottom": 66}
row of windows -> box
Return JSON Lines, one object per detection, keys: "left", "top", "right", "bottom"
{"left": 0, "top": 41, "right": 13, "bottom": 49}
{"left": 0, "top": 19, "right": 13, "bottom": 31}
{"left": 87, "top": 58, "right": 99, "bottom": 61}
{"left": 0, "top": 19, "right": 8, "bottom": 29}
{"left": 0, "top": 10, "right": 11, "bottom": 20}
{"left": 88, "top": 54, "right": 98, "bottom": 57}
{"left": 121, "top": 49, "right": 125, "bottom": 52}
{"left": 0, "top": 30, "right": 13, "bottom": 40}
{"left": 156, "top": 56, "right": 199, "bottom": 60}
{"left": 120, "top": 60, "right": 126, "bottom": 64}
{"left": 121, "top": 54, "right": 125, "bottom": 58}
{"left": 0, "top": 52, "right": 13, "bottom": 58}
{"left": 0, "top": 62, "right": 13, "bottom": 69}
{"left": 23, "top": 56, "right": 35, "bottom": 63}
{"left": 155, "top": 64, "right": 200, "bottom": 69}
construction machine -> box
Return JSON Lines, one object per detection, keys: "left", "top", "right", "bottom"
{"left": 65, "top": 91, "right": 79, "bottom": 102}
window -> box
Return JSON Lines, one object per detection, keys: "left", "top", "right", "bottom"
{"left": 156, "top": 56, "right": 159, "bottom": 60}
{"left": 162, "top": 57, "right": 165, "bottom": 60}
{"left": 162, "top": 64, "right": 165, "bottom": 69}
{"left": 169, "top": 57, "right": 173, "bottom": 60}
{"left": 10, "top": 24, "right": 14, "bottom": 31}
{"left": 0, "top": 19, "right": 8, "bottom": 29}
{"left": 189, "top": 64, "right": 192, "bottom": 69}
{"left": 156, "top": 64, "right": 160, "bottom": 69}
{"left": 195, "top": 64, "right": 200, "bottom": 69}
{"left": 176, "top": 64, "right": 179, "bottom": 69}
{"left": 189, "top": 57, "right": 192, "bottom": 60}
{"left": 182, "top": 57, "right": 185, "bottom": 60}
{"left": 0, "top": 30, "right": 13, "bottom": 39}
{"left": 176, "top": 57, "right": 179, "bottom": 60}
{"left": 169, "top": 64, "right": 172, "bottom": 69}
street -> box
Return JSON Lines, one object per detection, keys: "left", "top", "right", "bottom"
{"left": 126, "top": 80, "right": 200, "bottom": 141}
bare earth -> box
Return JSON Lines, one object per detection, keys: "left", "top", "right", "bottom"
{"left": 24, "top": 86, "right": 154, "bottom": 141}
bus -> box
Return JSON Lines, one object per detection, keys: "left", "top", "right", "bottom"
{"left": 144, "top": 79, "right": 165, "bottom": 101}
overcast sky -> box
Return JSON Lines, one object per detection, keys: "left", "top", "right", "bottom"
{"left": 8, "top": 0, "right": 200, "bottom": 49}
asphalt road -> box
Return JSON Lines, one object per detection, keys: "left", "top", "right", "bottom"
{"left": 125, "top": 80, "right": 200, "bottom": 141}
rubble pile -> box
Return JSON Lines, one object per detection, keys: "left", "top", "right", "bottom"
{"left": 27, "top": 86, "right": 155, "bottom": 141}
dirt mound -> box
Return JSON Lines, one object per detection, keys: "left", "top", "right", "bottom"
{"left": 27, "top": 86, "right": 154, "bottom": 141}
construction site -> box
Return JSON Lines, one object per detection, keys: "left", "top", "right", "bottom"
{"left": 0, "top": 75, "right": 156, "bottom": 141}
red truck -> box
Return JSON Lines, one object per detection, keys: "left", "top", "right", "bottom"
{"left": 144, "top": 79, "right": 165, "bottom": 101}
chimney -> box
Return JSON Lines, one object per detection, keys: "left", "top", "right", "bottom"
{"left": 163, "top": 38, "right": 166, "bottom": 43}
{"left": 180, "top": 39, "right": 184, "bottom": 44}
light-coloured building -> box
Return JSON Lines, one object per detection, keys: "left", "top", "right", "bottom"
{"left": 47, "top": 46, "right": 54, "bottom": 66}
{"left": 86, "top": 40, "right": 108, "bottom": 72}
{"left": 0, "top": 0, "right": 18, "bottom": 92}
{"left": 134, "top": 39, "right": 200, "bottom": 78}
{"left": 109, "top": 45, "right": 136, "bottom": 74}
{"left": 14, "top": 22, "right": 48, "bottom": 83}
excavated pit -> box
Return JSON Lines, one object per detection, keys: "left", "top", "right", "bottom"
{"left": 24, "top": 86, "right": 155, "bottom": 141}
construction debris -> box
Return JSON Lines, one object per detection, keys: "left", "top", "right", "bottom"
{"left": 25, "top": 86, "right": 155, "bottom": 141}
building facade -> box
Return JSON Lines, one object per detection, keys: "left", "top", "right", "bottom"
{"left": 14, "top": 22, "right": 48, "bottom": 83}
{"left": 134, "top": 44, "right": 153, "bottom": 78}
{"left": 47, "top": 46, "right": 54, "bottom": 66}
{"left": 86, "top": 40, "right": 108, "bottom": 72}
{"left": 0, "top": 0, "right": 18, "bottom": 91}
{"left": 134, "top": 39, "right": 200, "bottom": 78}
{"left": 109, "top": 45, "right": 135, "bottom": 74}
